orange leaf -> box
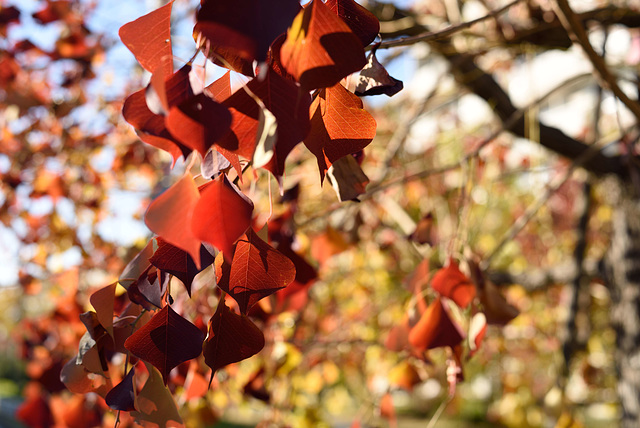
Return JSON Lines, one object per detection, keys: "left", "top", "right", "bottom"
{"left": 280, "top": 0, "right": 366, "bottom": 90}
{"left": 215, "top": 228, "right": 296, "bottom": 314}
{"left": 408, "top": 297, "right": 465, "bottom": 351}
{"left": 89, "top": 282, "right": 117, "bottom": 339}
{"left": 325, "top": 0, "right": 380, "bottom": 47}
{"left": 192, "top": 175, "right": 253, "bottom": 256}
{"left": 119, "top": 1, "right": 173, "bottom": 76}
{"left": 431, "top": 259, "right": 476, "bottom": 308}
{"left": 145, "top": 174, "right": 202, "bottom": 268}
{"left": 305, "top": 83, "right": 376, "bottom": 181}
{"left": 123, "top": 65, "right": 194, "bottom": 165}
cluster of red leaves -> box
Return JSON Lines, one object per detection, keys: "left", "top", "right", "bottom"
{"left": 385, "top": 256, "right": 519, "bottom": 395}
{"left": 47, "top": 0, "right": 405, "bottom": 426}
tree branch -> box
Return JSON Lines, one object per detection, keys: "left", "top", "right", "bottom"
{"left": 554, "top": 0, "right": 640, "bottom": 122}
{"left": 374, "top": 0, "right": 524, "bottom": 50}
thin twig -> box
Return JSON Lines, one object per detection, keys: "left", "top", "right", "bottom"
{"left": 554, "top": 0, "right": 640, "bottom": 122}
{"left": 374, "top": 0, "right": 524, "bottom": 50}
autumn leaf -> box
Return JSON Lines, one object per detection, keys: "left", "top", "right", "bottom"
{"left": 326, "top": 154, "right": 369, "bottom": 201}
{"left": 32, "top": 1, "right": 71, "bottom": 24}
{"left": 280, "top": 0, "right": 366, "bottom": 90}
{"left": 122, "top": 65, "right": 194, "bottom": 165}
{"left": 16, "top": 385, "right": 54, "bottom": 428}
{"left": 119, "top": 239, "right": 155, "bottom": 289}
{"left": 105, "top": 367, "right": 136, "bottom": 411}
{"left": 165, "top": 93, "right": 232, "bottom": 157}
{"left": 325, "top": 0, "right": 380, "bottom": 47}
{"left": 216, "top": 66, "right": 311, "bottom": 177}
{"left": 305, "top": 83, "right": 376, "bottom": 181}
{"left": 149, "top": 237, "right": 216, "bottom": 296}
{"left": 468, "top": 257, "right": 519, "bottom": 325}
{"left": 89, "top": 282, "right": 117, "bottom": 339}
{"left": 215, "top": 228, "right": 296, "bottom": 314}
{"left": 194, "top": 0, "right": 300, "bottom": 74}
{"left": 431, "top": 259, "right": 476, "bottom": 308}
{"left": 124, "top": 305, "right": 205, "bottom": 384}
{"left": 131, "top": 362, "right": 183, "bottom": 427}
{"left": 355, "top": 50, "right": 404, "bottom": 97}
{"left": 192, "top": 175, "right": 253, "bottom": 257}
{"left": 203, "top": 300, "right": 265, "bottom": 381}
{"left": 127, "top": 266, "right": 169, "bottom": 310}
{"left": 408, "top": 297, "right": 465, "bottom": 351}
{"left": 60, "top": 357, "right": 111, "bottom": 397}
{"left": 408, "top": 212, "right": 437, "bottom": 246}
{"left": 119, "top": 0, "right": 173, "bottom": 76}
{"left": 145, "top": 174, "right": 202, "bottom": 268}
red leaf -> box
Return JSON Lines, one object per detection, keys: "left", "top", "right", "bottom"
{"left": 431, "top": 259, "right": 476, "bottom": 308}
{"left": 145, "top": 174, "right": 202, "bottom": 268}
{"left": 122, "top": 65, "right": 194, "bottom": 164}
{"left": 326, "top": 0, "right": 380, "bottom": 47}
{"left": 305, "top": 83, "right": 376, "bottom": 181}
{"left": 89, "top": 282, "right": 117, "bottom": 339}
{"left": 280, "top": 0, "right": 366, "bottom": 90}
{"left": 149, "top": 237, "right": 216, "bottom": 296}
{"left": 124, "top": 305, "right": 205, "bottom": 384}
{"left": 408, "top": 297, "right": 465, "bottom": 351}
{"left": 16, "top": 386, "right": 54, "bottom": 428}
{"left": 203, "top": 300, "right": 265, "bottom": 379}
{"left": 105, "top": 368, "right": 136, "bottom": 411}
{"left": 194, "top": 0, "right": 300, "bottom": 71}
{"left": 165, "top": 93, "right": 232, "bottom": 157}
{"left": 32, "top": 1, "right": 71, "bottom": 24}
{"left": 217, "top": 66, "right": 311, "bottom": 177}
{"left": 119, "top": 0, "right": 173, "bottom": 76}
{"left": 192, "top": 175, "right": 253, "bottom": 256}
{"left": 205, "top": 71, "right": 232, "bottom": 101}
{"left": 215, "top": 228, "right": 296, "bottom": 314}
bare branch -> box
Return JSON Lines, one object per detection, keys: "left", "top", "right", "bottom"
{"left": 554, "top": 0, "right": 640, "bottom": 122}
{"left": 375, "top": 0, "right": 524, "bottom": 50}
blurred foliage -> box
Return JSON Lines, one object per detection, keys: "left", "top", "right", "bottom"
{"left": 0, "top": 0, "right": 632, "bottom": 426}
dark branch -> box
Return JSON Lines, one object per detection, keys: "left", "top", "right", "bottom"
{"left": 372, "top": 2, "right": 629, "bottom": 177}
